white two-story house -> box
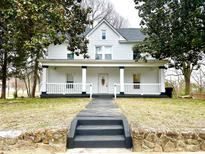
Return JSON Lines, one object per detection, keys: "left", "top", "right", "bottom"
{"left": 39, "top": 19, "right": 168, "bottom": 98}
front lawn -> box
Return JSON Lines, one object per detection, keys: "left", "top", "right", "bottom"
{"left": 116, "top": 98, "right": 205, "bottom": 130}
{"left": 0, "top": 98, "right": 89, "bottom": 131}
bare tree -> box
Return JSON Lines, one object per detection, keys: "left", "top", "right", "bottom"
{"left": 192, "top": 68, "right": 205, "bottom": 93}
{"left": 81, "top": 0, "right": 129, "bottom": 28}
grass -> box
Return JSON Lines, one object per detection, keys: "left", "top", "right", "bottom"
{"left": 115, "top": 98, "right": 205, "bottom": 131}
{"left": 0, "top": 98, "right": 89, "bottom": 131}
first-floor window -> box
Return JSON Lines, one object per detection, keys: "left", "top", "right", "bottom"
{"left": 66, "top": 74, "right": 74, "bottom": 89}
{"left": 133, "top": 74, "right": 140, "bottom": 89}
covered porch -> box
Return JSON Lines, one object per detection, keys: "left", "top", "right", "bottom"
{"left": 39, "top": 60, "right": 167, "bottom": 98}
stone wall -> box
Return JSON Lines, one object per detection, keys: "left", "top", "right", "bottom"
{"left": 132, "top": 128, "right": 205, "bottom": 152}
{"left": 0, "top": 128, "right": 68, "bottom": 153}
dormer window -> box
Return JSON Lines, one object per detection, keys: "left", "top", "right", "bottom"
{"left": 102, "top": 30, "right": 106, "bottom": 40}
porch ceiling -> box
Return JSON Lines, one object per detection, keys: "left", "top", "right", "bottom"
{"left": 39, "top": 59, "right": 168, "bottom": 67}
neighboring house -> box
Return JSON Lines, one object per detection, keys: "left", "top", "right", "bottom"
{"left": 39, "top": 19, "right": 167, "bottom": 98}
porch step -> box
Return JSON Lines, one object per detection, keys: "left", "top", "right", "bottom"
{"left": 68, "top": 118, "right": 131, "bottom": 148}
{"left": 76, "top": 125, "right": 123, "bottom": 135}
{"left": 73, "top": 135, "right": 126, "bottom": 148}
{"left": 78, "top": 119, "right": 122, "bottom": 125}
{"left": 92, "top": 94, "right": 114, "bottom": 98}
{"left": 67, "top": 98, "right": 132, "bottom": 149}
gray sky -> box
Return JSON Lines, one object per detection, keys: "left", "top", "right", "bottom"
{"left": 109, "top": 0, "right": 141, "bottom": 28}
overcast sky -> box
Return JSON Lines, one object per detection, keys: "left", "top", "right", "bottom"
{"left": 109, "top": 0, "right": 141, "bottom": 28}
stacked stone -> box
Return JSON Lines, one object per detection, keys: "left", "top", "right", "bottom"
{"left": 0, "top": 128, "right": 68, "bottom": 153}
{"left": 132, "top": 128, "right": 205, "bottom": 152}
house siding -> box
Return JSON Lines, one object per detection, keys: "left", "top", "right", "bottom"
{"left": 47, "top": 23, "right": 135, "bottom": 60}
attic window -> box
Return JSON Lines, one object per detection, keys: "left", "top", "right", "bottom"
{"left": 102, "top": 30, "right": 106, "bottom": 40}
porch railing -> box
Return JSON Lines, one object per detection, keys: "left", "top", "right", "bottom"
{"left": 46, "top": 83, "right": 93, "bottom": 98}
{"left": 114, "top": 83, "right": 161, "bottom": 98}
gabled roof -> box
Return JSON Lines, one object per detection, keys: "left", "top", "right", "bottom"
{"left": 85, "top": 19, "right": 127, "bottom": 40}
{"left": 82, "top": 20, "right": 145, "bottom": 42}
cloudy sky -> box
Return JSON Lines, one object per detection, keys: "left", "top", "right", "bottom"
{"left": 109, "top": 0, "right": 141, "bottom": 28}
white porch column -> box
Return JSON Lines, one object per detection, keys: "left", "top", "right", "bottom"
{"left": 159, "top": 66, "right": 165, "bottom": 94}
{"left": 82, "top": 66, "right": 87, "bottom": 94}
{"left": 41, "top": 65, "right": 48, "bottom": 94}
{"left": 119, "top": 66, "right": 125, "bottom": 95}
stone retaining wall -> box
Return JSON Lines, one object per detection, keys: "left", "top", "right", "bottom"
{"left": 132, "top": 128, "right": 205, "bottom": 152}
{"left": 0, "top": 128, "right": 68, "bottom": 153}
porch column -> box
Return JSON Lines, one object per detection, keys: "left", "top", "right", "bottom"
{"left": 159, "top": 66, "right": 165, "bottom": 94}
{"left": 41, "top": 65, "right": 48, "bottom": 94}
{"left": 119, "top": 66, "right": 125, "bottom": 95}
{"left": 82, "top": 66, "right": 87, "bottom": 94}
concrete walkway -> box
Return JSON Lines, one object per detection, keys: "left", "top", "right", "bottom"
{"left": 77, "top": 98, "right": 122, "bottom": 118}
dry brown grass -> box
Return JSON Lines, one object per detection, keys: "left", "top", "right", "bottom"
{"left": 0, "top": 98, "right": 89, "bottom": 131}
{"left": 116, "top": 98, "right": 205, "bottom": 130}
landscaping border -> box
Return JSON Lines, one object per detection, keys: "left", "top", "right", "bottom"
{"left": 132, "top": 127, "right": 205, "bottom": 152}
{"left": 0, "top": 128, "right": 68, "bottom": 153}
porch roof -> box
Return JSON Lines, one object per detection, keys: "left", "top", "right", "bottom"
{"left": 39, "top": 59, "right": 168, "bottom": 67}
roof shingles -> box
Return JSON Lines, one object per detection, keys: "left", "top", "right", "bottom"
{"left": 82, "top": 28, "right": 145, "bottom": 42}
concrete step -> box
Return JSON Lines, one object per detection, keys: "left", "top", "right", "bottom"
{"left": 76, "top": 125, "right": 123, "bottom": 135}
{"left": 78, "top": 119, "right": 122, "bottom": 125}
{"left": 73, "top": 135, "right": 126, "bottom": 148}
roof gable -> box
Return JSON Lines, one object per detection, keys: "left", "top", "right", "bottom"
{"left": 85, "top": 19, "right": 126, "bottom": 40}
{"left": 83, "top": 22, "right": 145, "bottom": 42}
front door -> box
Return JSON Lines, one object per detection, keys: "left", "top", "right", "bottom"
{"left": 98, "top": 74, "right": 109, "bottom": 93}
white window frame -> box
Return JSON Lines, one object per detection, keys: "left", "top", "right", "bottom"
{"left": 95, "top": 46, "right": 112, "bottom": 60}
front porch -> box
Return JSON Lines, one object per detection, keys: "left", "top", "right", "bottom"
{"left": 40, "top": 60, "right": 167, "bottom": 98}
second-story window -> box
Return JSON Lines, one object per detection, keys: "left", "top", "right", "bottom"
{"left": 102, "top": 30, "right": 106, "bottom": 40}
{"left": 95, "top": 46, "right": 112, "bottom": 60}
{"left": 67, "top": 53, "right": 74, "bottom": 60}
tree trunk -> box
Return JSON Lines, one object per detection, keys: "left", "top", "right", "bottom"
{"left": 23, "top": 78, "right": 30, "bottom": 97}
{"left": 14, "top": 77, "right": 18, "bottom": 98}
{"left": 183, "top": 65, "right": 192, "bottom": 95}
{"left": 1, "top": 52, "right": 7, "bottom": 99}
{"left": 31, "top": 58, "right": 39, "bottom": 98}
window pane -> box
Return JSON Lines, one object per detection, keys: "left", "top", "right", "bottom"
{"left": 133, "top": 74, "right": 140, "bottom": 89}
{"left": 95, "top": 54, "right": 102, "bottom": 60}
{"left": 67, "top": 53, "right": 74, "bottom": 60}
{"left": 105, "top": 46, "right": 111, "bottom": 52}
{"left": 66, "top": 74, "right": 74, "bottom": 89}
{"left": 105, "top": 54, "right": 112, "bottom": 60}
{"left": 96, "top": 46, "right": 102, "bottom": 53}
{"left": 102, "top": 30, "right": 106, "bottom": 40}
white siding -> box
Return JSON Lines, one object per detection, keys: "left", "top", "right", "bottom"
{"left": 48, "top": 44, "right": 84, "bottom": 59}
{"left": 47, "top": 22, "right": 134, "bottom": 60}
{"left": 48, "top": 67, "right": 82, "bottom": 83}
